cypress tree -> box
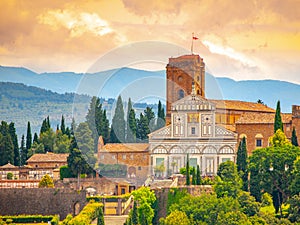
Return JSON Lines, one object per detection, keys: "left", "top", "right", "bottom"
{"left": 9, "top": 122, "right": 19, "bottom": 166}
{"left": 291, "top": 127, "right": 299, "bottom": 146}
{"left": 192, "top": 167, "right": 196, "bottom": 185}
{"left": 274, "top": 100, "right": 283, "bottom": 133}
{"left": 196, "top": 164, "right": 201, "bottom": 185}
{"left": 20, "top": 134, "right": 27, "bottom": 165}
{"left": 126, "top": 98, "right": 135, "bottom": 143}
{"left": 46, "top": 116, "right": 51, "bottom": 129}
{"left": 157, "top": 100, "right": 165, "bottom": 130}
{"left": 144, "top": 107, "right": 155, "bottom": 131}
{"left": 136, "top": 113, "right": 150, "bottom": 143}
{"left": 186, "top": 154, "right": 190, "bottom": 186}
{"left": 102, "top": 110, "right": 110, "bottom": 143}
{"left": 127, "top": 108, "right": 137, "bottom": 143}
{"left": 33, "top": 132, "right": 39, "bottom": 144}
{"left": 61, "top": 115, "right": 66, "bottom": 134}
{"left": 132, "top": 201, "right": 138, "bottom": 225}
{"left": 26, "top": 121, "right": 32, "bottom": 150}
{"left": 236, "top": 137, "right": 248, "bottom": 191}
{"left": 0, "top": 134, "right": 14, "bottom": 166}
{"left": 110, "top": 95, "right": 125, "bottom": 143}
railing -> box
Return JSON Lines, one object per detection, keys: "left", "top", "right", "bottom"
{"left": 121, "top": 195, "right": 133, "bottom": 215}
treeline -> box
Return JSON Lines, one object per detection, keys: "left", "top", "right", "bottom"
{"left": 0, "top": 95, "right": 165, "bottom": 168}
{"left": 0, "top": 82, "right": 90, "bottom": 103}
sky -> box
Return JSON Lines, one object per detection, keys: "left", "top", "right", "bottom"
{"left": 1, "top": 0, "right": 300, "bottom": 84}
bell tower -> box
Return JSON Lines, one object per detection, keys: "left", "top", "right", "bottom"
{"left": 166, "top": 54, "right": 205, "bottom": 123}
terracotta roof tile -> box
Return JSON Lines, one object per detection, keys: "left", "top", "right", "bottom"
{"left": 236, "top": 112, "right": 292, "bottom": 124}
{"left": 0, "top": 163, "right": 16, "bottom": 168}
{"left": 210, "top": 99, "right": 275, "bottom": 113}
{"left": 100, "top": 143, "right": 149, "bottom": 153}
{"left": 26, "top": 153, "right": 69, "bottom": 162}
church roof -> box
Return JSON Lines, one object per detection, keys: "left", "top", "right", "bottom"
{"left": 100, "top": 143, "right": 149, "bottom": 153}
{"left": 236, "top": 112, "right": 292, "bottom": 124}
{"left": 0, "top": 162, "right": 16, "bottom": 169}
{"left": 210, "top": 99, "right": 275, "bottom": 113}
{"left": 171, "top": 94, "right": 215, "bottom": 111}
{"left": 27, "top": 152, "right": 69, "bottom": 163}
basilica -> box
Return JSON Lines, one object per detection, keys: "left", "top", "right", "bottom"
{"left": 148, "top": 84, "right": 237, "bottom": 176}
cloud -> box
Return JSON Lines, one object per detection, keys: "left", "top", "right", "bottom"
{"left": 38, "top": 10, "right": 113, "bottom": 37}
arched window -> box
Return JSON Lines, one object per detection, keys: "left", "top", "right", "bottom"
{"left": 255, "top": 133, "right": 263, "bottom": 147}
{"left": 178, "top": 89, "right": 184, "bottom": 99}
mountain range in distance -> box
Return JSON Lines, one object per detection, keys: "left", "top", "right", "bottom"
{"left": 1, "top": 65, "right": 300, "bottom": 113}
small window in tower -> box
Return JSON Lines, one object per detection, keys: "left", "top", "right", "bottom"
{"left": 178, "top": 76, "right": 183, "bottom": 82}
{"left": 178, "top": 89, "right": 184, "bottom": 99}
{"left": 256, "top": 139, "right": 262, "bottom": 147}
{"left": 191, "top": 127, "right": 196, "bottom": 135}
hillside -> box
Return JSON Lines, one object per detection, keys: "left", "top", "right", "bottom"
{"left": 0, "top": 82, "right": 91, "bottom": 139}
{"left": 1, "top": 66, "right": 300, "bottom": 113}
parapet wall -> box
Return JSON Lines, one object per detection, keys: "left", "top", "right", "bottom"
{"left": 0, "top": 188, "right": 86, "bottom": 219}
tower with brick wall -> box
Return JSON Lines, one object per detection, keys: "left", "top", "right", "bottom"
{"left": 166, "top": 54, "right": 205, "bottom": 123}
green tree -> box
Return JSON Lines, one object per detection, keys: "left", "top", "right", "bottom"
{"left": 9, "top": 122, "right": 19, "bottom": 166}
{"left": 249, "top": 143, "right": 300, "bottom": 214}
{"left": 54, "top": 130, "right": 71, "bottom": 153}
{"left": 274, "top": 100, "right": 283, "bottom": 133}
{"left": 29, "top": 141, "right": 45, "bottom": 154}
{"left": 214, "top": 161, "right": 242, "bottom": 198}
{"left": 7, "top": 172, "right": 13, "bottom": 180}
{"left": 74, "top": 122, "right": 96, "bottom": 168}
{"left": 26, "top": 121, "right": 32, "bottom": 150}
{"left": 60, "top": 165, "right": 74, "bottom": 179}
{"left": 68, "top": 138, "right": 92, "bottom": 189}
{"left": 40, "top": 117, "right": 51, "bottom": 134}
{"left": 33, "top": 132, "right": 39, "bottom": 144}
{"left": 159, "top": 210, "right": 190, "bottom": 225}
{"left": 110, "top": 95, "right": 125, "bottom": 143}
{"left": 196, "top": 164, "right": 201, "bottom": 185}
{"left": 156, "top": 100, "right": 165, "bottom": 130}
{"left": 237, "top": 191, "right": 260, "bottom": 217}
{"left": 291, "top": 127, "right": 299, "bottom": 146}
{"left": 144, "top": 106, "right": 155, "bottom": 131}
{"left": 126, "top": 98, "right": 137, "bottom": 143}
{"left": 38, "top": 174, "right": 54, "bottom": 188}
{"left": 102, "top": 110, "right": 110, "bottom": 144}
{"left": 170, "top": 194, "right": 241, "bottom": 225}
{"left": 191, "top": 167, "right": 196, "bottom": 185}
{"left": 132, "top": 201, "right": 138, "bottom": 225}
{"left": 287, "top": 193, "right": 300, "bottom": 223}
{"left": 136, "top": 113, "right": 150, "bottom": 142}
{"left": 0, "top": 122, "right": 14, "bottom": 166}
{"left": 20, "top": 134, "right": 27, "bottom": 165}
{"left": 60, "top": 115, "right": 66, "bottom": 134}
{"left": 39, "top": 128, "right": 56, "bottom": 152}
{"left": 289, "top": 158, "right": 300, "bottom": 196}
{"left": 131, "top": 187, "right": 156, "bottom": 225}
{"left": 186, "top": 154, "right": 190, "bottom": 186}
{"left": 236, "top": 137, "right": 248, "bottom": 191}
{"left": 269, "top": 129, "right": 292, "bottom": 147}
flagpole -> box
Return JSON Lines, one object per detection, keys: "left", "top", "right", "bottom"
{"left": 191, "top": 32, "right": 194, "bottom": 55}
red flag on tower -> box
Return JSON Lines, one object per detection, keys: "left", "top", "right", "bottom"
{"left": 191, "top": 33, "right": 198, "bottom": 54}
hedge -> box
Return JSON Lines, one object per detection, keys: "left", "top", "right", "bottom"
{"left": 64, "top": 202, "right": 103, "bottom": 225}
{"left": 0, "top": 215, "right": 59, "bottom": 224}
{"left": 87, "top": 193, "right": 131, "bottom": 202}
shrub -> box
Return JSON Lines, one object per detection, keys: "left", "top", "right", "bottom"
{"left": 6, "top": 172, "right": 13, "bottom": 180}
{"left": 66, "top": 202, "right": 103, "bottom": 225}
{"left": 60, "top": 165, "right": 73, "bottom": 180}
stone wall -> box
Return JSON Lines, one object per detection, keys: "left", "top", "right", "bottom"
{"left": 0, "top": 188, "right": 86, "bottom": 219}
